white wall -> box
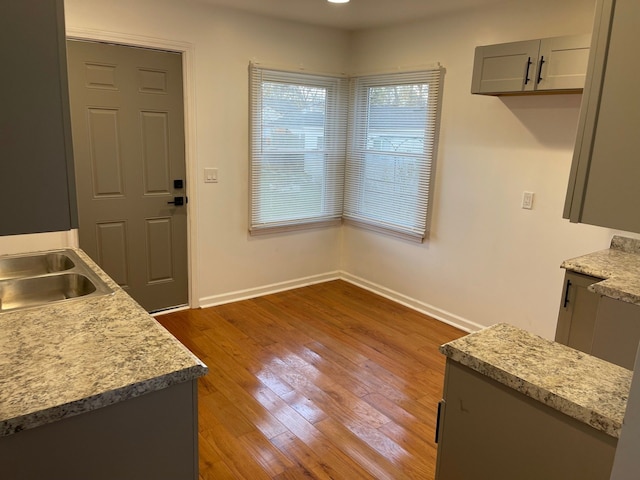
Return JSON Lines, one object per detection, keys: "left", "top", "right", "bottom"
{"left": 344, "top": 0, "right": 640, "bottom": 338}
{"left": 61, "top": 0, "right": 640, "bottom": 338}
{"left": 0, "top": 230, "right": 78, "bottom": 256}
{"left": 63, "top": 0, "right": 350, "bottom": 306}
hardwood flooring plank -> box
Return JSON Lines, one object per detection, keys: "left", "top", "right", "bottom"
{"left": 201, "top": 391, "right": 257, "bottom": 438}
{"left": 250, "top": 384, "right": 325, "bottom": 445}
{"left": 200, "top": 422, "right": 272, "bottom": 480}
{"left": 252, "top": 387, "right": 382, "bottom": 479}
{"left": 362, "top": 391, "right": 435, "bottom": 444}
{"left": 279, "top": 389, "right": 327, "bottom": 424}
{"left": 156, "top": 280, "right": 465, "bottom": 480}
{"left": 198, "top": 433, "right": 238, "bottom": 480}
{"left": 272, "top": 289, "right": 438, "bottom": 382}
{"left": 263, "top": 344, "right": 392, "bottom": 430}
{"left": 271, "top": 431, "right": 358, "bottom": 480}
{"left": 379, "top": 420, "right": 437, "bottom": 470}
{"left": 304, "top": 340, "right": 407, "bottom": 402}
{"left": 315, "top": 417, "right": 408, "bottom": 480}
{"left": 201, "top": 365, "right": 289, "bottom": 440}
{"left": 236, "top": 430, "right": 296, "bottom": 477}
{"left": 266, "top": 342, "right": 389, "bottom": 424}
{"left": 291, "top": 286, "right": 446, "bottom": 375}
{"left": 294, "top": 343, "right": 372, "bottom": 397}
{"left": 260, "top": 291, "right": 372, "bottom": 366}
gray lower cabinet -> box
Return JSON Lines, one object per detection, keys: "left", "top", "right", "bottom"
{"left": 555, "top": 270, "right": 602, "bottom": 353}
{"left": 435, "top": 360, "right": 617, "bottom": 480}
{"left": 555, "top": 270, "right": 640, "bottom": 370}
{"left": 591, "top": 296, "right": 640, "bottom": 370}
{"left": 0, "top": 380, "right": 199, "bottom": 480}
{"left": 564, "top": 0, "right": 640, "bottom": 233}
{"left": 471, "top": 34, "right": 590, "bottom": 95}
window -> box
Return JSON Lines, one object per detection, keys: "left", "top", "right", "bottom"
{"left": 249, "top": 64, "right": 443, "bottom": 241}
{"left": 249, "top": 65, "right": 348, "bottom": 233}
{"left": 344, "top": 70, "right": 443, "bottom": 241}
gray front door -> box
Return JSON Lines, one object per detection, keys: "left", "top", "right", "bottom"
{"left": 67, "top": 40, "right": 188, "bottom": 312}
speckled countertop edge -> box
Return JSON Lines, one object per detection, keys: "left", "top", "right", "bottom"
{"left": 0, "top": 248, "right": 208, "bottom": 437}
{"left": 561, "top": 235, "right": 640, "bottom": 306}
{"left": 440, "top": 323, "right": 632, "bottom": 438}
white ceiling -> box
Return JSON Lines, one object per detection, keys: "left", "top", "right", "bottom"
{"left": 196, "top": 0, "right": 507, "bottom": 30}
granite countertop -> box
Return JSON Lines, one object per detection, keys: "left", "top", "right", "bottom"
{"left": 0, "top": 248, "right": 208, "bottom": 437}
{"left": 561, "top": 235, "right": 640, "bottom": 305}
{"left": 440, "top": 323, "right": 632, "bottom": 438}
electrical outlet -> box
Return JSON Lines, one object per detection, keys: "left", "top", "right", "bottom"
{"left": 522, "top": 191, "right": 534, "bottom": 210}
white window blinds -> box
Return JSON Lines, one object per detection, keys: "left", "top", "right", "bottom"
{"left": 249, "top": 65, "right": 348, "bottom": 234}
{"left": 344, "top": 69, "right": 443, "bottom": 241}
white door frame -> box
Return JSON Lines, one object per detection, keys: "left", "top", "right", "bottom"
{"left": 66, "top": 27, "right": 200, "bottom": 309}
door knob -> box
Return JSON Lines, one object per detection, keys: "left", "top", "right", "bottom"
{"left": 167, "top": 196, "right": 185, "bottom": 206}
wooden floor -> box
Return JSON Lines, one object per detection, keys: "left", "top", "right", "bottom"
{"left": 157, "top": 280, "right": 465, "bottom": 480}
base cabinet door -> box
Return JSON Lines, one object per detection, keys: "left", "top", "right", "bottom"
{"left": 435, "top": 361, "right": 617, "bottom": 480}
{"left": 0, "top": 380, "right": 199, "bottom": 480}
{"left": 555, "top": 270, "right": 602, "bottom": 352}
{"left": 592, "top": 296, "right": 640, "bottom": 370}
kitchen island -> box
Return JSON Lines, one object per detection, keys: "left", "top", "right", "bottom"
{"left": 435, "top": 323, "right": 630, "bottom": 480}
{"left": 0, "top": 248, "right": 208, "bottom": 479}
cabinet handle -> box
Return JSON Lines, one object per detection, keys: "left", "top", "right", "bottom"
{"left": 435, "top": 399, "right": 445, "bottom": 443}
{"left": 563, "top": 279, "right": 572, "bottom": 308}
{"left": 536, "top": 55, "right": 546, "bottom": 84}
{"left": 524, "top": 57, "right": 533, "bottom": 85}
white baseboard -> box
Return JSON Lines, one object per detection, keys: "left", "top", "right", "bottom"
{"left": 199, "top": 271, "right": 341, "bottom": 308}
{"left": 340, "top": 272, "right": 483, "bottom": 333}
{"left": 197, "top": 270, "right": 482, "bottom": 334}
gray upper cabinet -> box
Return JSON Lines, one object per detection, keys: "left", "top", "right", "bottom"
{"left": 564, "top": 0, "right": 640, "bottom": 233}
{"left": 471, "top": 35, "right": 591, "bottom": 95}
{"left": 0, "top": 0, "right": 77, "bottom": 237}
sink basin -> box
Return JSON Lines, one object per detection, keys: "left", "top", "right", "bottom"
{"left": 0, "top": 252, "right": 75, "bottom": 281}
{"left": 0, "top": 273, "right": 98, "bottom": 312}
{"left": 0, "top": 249, "right": 113, "bottom": 313}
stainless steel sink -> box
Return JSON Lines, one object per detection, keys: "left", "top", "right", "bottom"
{"left": 0, "top": 251, "right": 75, "bottom": 281}
{"left": 0, "top": 249, "right": 113, "bottom": 313}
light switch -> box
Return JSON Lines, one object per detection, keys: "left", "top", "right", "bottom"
{"left": 204, "top": 168, "right": 218, "bottom": 183}
{"left": 522, "top": 191, "right": 534, "bottom": 210}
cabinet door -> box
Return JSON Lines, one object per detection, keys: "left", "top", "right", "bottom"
{"left": 591, "top": 296, "right": 640, "bottom": 370}
{"left": 564, "top": 0, "right": 640, "bottom": 233}
{"left": 537, "top": 35, "right": 591, "bottom": 91}
{"left": 555, "top": 271, "right": 601, "bottom": 353}
{"left": 435, "top": 361, "right": 617, "bottom": 480}
{"left": 471, "top": 40, "right": 540, "bottom": 94}
{"left": 0, "top": 0, "right": 77, "bottom": 236}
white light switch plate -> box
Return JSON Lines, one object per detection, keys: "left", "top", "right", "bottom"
{"left": 204, "top": 168, "right": 218, "bottom": 183}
